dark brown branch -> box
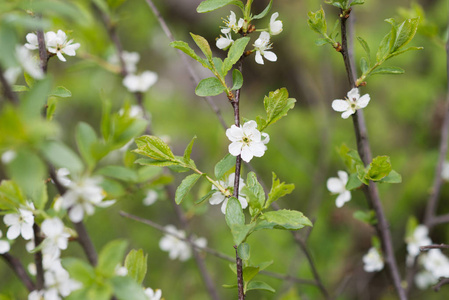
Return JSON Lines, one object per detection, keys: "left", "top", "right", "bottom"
{"left": 0, "top": 66, "right": 19, "bottom": 104}
{"left": 434, "top": 278, "right": 449, "bottom": 291}
{"left": 339, "top": 9, "right": 407, "bottom": 300}
{"left": 33, "top": 224, "right": 44, "bottom": 290}
{"left": 1, "top": 253, "right": 35, "bottom": 291}
{"left": 144, "top": 0, "right": 228, "bottom": 129}
{"left": 420, "top": 244, "right": 449, "bottom": 251}
{"left": 36, "top": 29, "right": 48, "bottom": 73}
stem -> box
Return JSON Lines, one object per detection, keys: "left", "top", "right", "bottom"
{"left": 33, "top": 224, "right": 44, "bottom": 290}
{"left": 420, "top": 244, "right": 449, "bottom": 251}
{"left": 1, "top": 253, "right": 35, "bottom": 291}
{"left": 144, "top": 0, "right": 227, "bottom": 129}
{"left": 235, "top": 245, "right": 245, "bottom": 300}
{"left": 36, "top": 28, "right": 48, "bottom": 73}
{"left": 339, "top": 9, "right": 407, "bottom": 300}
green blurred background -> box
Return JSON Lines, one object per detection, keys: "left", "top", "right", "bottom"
{"left": 1, "top": 0, "right": 449, "bottom": 299}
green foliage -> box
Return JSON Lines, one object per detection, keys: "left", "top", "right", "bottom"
{"left": 40, "top": 140, "right": 84, "bottom": 175}
{"left": 134, "top": 136, "right": 176, "bottom": 162}
{"left": 252, "top": 0, "right": 272, "bottom": 20}
{"left": 170, "top": 41, "right": 211, "bottom": 70}
{"left": 237, "top": 243, "right": 250, "bottom": 261}
{"left": 353, "top": 210, "right": 377, "bottom": 225}
{"left": 197, "top": 0, "right": 244, "bottom": 13}
{"left": 214, "top": 154, "right": 235, "bottom": 180}
{"left": 231, "top": 69, "right": 243, "bottom": 91}
{"left": 365, "top": 156, "right": 392, "bottom": 181}
{"left": 346, "top": 173, "right": 363, "bottom": 190}
{"left": 97, "top": 239, "right": 128, "bottom": 276}
{"left": 256, "top": 88, "right": 296, "bottom": 132}
{"left": 223, "top": 37, "right": 250, "bottom": 73}
{"left": 242, "top": 172, "right": 265, "bottom": 217}
{"left": 195, "top": 77, "right": 226, "bottom": 97}
{"left": 266, "top": 173, "right": 295, "bottom": 209}
{"left": 307, "top": 7, "right": 327, "bottom": 35}
{"left": 175, "top": 173, "right": 202, "bottom": 204}
{"left": 256, "top": 210, "right": 312, "bottom": 231}
{"left": 190, "top": 33, "right": 212, "bottom": 60}
{"left": 0, "top": 180, "right": 26, "bottom": 210}
{"left": 110, "top": 276, "right": 148, "bottom": 300}
{"left": 246, "top": 281, "right": 275, "bottom": 293}
{"left": 183, "top": 136, "right": 197, "bottom": 163}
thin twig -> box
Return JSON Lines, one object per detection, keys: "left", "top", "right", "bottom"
{"left": 36, "top": 28, "right": 48, "bottom": 73}
{"left": 144, "top": 0, "right": 228, "bottom": 129}
{"left": 339, "top": 9, "right": 407, "bottom": 300}
{"left": 1, "top": 253, "right": 35, "bottom": 291}
{"left": 420, "top": 244, "right": 449, "bottom": 251}
{"left": 33, "top": 224, "right": 44, "bottom": 290}
{"left": 434, "top": 278, "right": 449, "bottom": 291}
{"left": 0, "top": 66, "right": 19, "bottom": 104}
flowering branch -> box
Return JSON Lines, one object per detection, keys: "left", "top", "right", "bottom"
{"left": 36, "top": 29, "right": 48, "bottom": 73}
{"left": 420, "top": 244, "right": 449, "bottom": 251}
{"left": 33, "top": 224, "right": 44, "bottom": 290}
{"left": 339, "top": 9, "right": 406, "bottom": 300}
{"left": 1, "top": 253, "right": 35, "bottom": 291}
{"left": 144, "top": 0, "right": 227, "bottom": 129}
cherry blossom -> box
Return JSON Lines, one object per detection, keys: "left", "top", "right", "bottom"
{"left": 363, "top": 247, "right": 384, "bottom": 272}
{"left": 406, "top": 225, "right": 432, "bottom": 258}
{"left": 226, "top": 120, "right": 269, "bottom": 162}
{"left": 326, "top": 171, "right": 351, "bottom": 208}
{"left": 46, "top": 30, "right": 80, "bottom": 62}
{"left": 332, "top": 88, "right": 370, "bottom": 119}
{"left": 159, "top": 225, "right": 206, "bottom": 261}
{"left": 143, "top": 190, "right": 158, "bottom": 206}
{"left": 253, "top": 32, "right": 277, "bottom": 65}
{"left": 3, "top": 204, "right": 35, "bottom": 240}
{"left": 269, "top": 13, "right": 283, "bottom": 35}
{"left": 222, "top": 11, "right": 244, "bottom": 34}
{"left": 144, "top": 287, "right": 162, "bottom": 300}
{"left": 123, "top": 71, "right": 158, "bottom": 93}
{"left": 209, "top": 173, "right": 248, "bottom": 214}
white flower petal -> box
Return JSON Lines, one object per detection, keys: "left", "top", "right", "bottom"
{"left": 326, "top": 178, "right": 344, "bottom": 193}
{"left": 263, "top": 51, "right": 277, "bottom": 62}
{"left": 347, "top": 88, "right": 360, "bottom": 100}
{"left": 341, "top": 109, "right": 354, "bottom": 119}
{"left": 240, "top": 145, "right": 254, "bottom": 162}
{"left": 331, "top": 100, "right": 350, "bottom": 112}
{"left": 229, "top": 141, "right": 243, "bottom": 156}
{"left": 357, "top": 94, "right": 370, "bottom": 108}
{"left": 335, "top": 191, "right": 351, "bottom": 208}
{"left": 255, "top": 51, "right": 264, "bottom": 65}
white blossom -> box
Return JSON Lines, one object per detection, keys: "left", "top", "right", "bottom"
{"left": 253, "top": 31, "right": 277, "bottom": 65}
{"left": 144, "top": 287, "right": 162, "bottom": 300}
{"left": 222, "top": 11, "right": 244, "bottom": 34}
{"left": 16, "top": 45, "right": 44, "bottom": 79}
{"left": 406, "top": 225, "right": 432, "bottom": 258}
{"left": 442, "top": 161, "right": 449, "bottom": 181}
{"left": 3, "top": 205, "right": 35, "bottom": 240}
{"left": 123, "top": 71, "right": 158, "bottom": 93}
{"left": 422, "top": 249, "right": 449, "bottom": 279}
{"left": 4, "top": 67, "right": 21, "bottom": 85}
{"left": 415, "top": 270, "right": 438, "bottom": 290}
{"left": 332, "top": 88, "right": 370, "bottom": 119}
{"left": 61, "top": 177, "right": 115, "bottom": 223}
{"left": 226, "top": 120, "right": 269, "bottom": 162}
{"left": 44, "top": 268, "right": 82, "bottom": 299}
{"left": 159, "top": 225, "right": 206, "bottom": 261}
{"left": 56, "top": 168, "right": 72, "bottom": 187}
{"left": 46, "top": 30, "right": 80, "bottom": 62}
{"left": 0, "top": 230, "right": 10, "bottom": 254}
{"left": 24, "top": 33, "right": 39, "bottom": 50}
{"left": 326, "top": 171, "right": 351, "bottom": 208}
{"left": 363, "top": 247, "right": 384, "bottom": 272}
{"left": 28, "top": 290, "right": 44, "bottom": 300}
{"left": 269, "top": 12, "right": 283, "bottom": 35}
{"left": 41, "top": 218, "right": 70, "bottom": 258}
{"left": 209, "top": 173, "right": 248, "bottom": 214}
{"left": 110, "top": 51, "right": 140, "bottom": 74}
{"left": 119, "top": 105, "right": 144, "bottom": 119}
{"left": 143, "top": 190, "right": 158, "bottom": 206}
{"left": 1, "top": 150, "right": 16, "bottom": 164}
{"left": 115, "top": 265, "right": 128, "bottom": 276}
{"left": 216, "top": 30, "right": 234, "bottom": 50}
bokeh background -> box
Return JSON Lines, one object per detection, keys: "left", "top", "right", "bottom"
{"left": 1, "top": 0, "right": 449, "bottom": 299}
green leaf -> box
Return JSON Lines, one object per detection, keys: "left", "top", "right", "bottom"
{"left": 353, "top": 210, "right": 377, "bottom": 225}
{"left": 242, "top": 172, "right": 265, "bottom": 217}
{"left": 195, "top": 189, "right": 216, "bottom": 204}
{"left": 134, "top": 135, "right": 176, "bottom": 161}
{"left": 350, "top": 0, "right": 365, "bottom": 6}
{"left": 265, "top": 173, "right": 294, "bottom": 209}
{"left": 226, "top": 197, "right": 245, "bottom": 227}
{"left": 258, "top": 88, "right": 296, "bottom": 131}
{"left": 124, "top": 249, "right": 148, "bottom": 284}
{"left": 49, "top": 86, "right": 72, "bottom": 98}
{"left": 183, "top": 136, "right": 197, "bottom": 163}
{"left": 338, "top": 144, "right": 364, "bottom": 173}
{"left": 346, "top": 173, "right": 363, "bottom": 190}
{"left": 110, "top": 276, "right": 148, "bottom": 300}
{"left": 175, "top": 173, "right": 202, "bottom": 204}
{"left": 0, "top": 180, "right": 26, "bottom": 210}
{"left": 40, "top": 140, "right": 84, "bottom": 174}
{"left": 62, "top": 258, "right": 96, "bottom": 284}
{"left": 243, "top": 266, "right": 259, "bottom": 284}
{"left": 252, "top": 0, "right": 272, "bottom": 19}
{"left": 231, "top": 69, "right": 243, "bottom": 91}
{"left": 256, "top": 210, "right": 312, "bottom": 231}
{"left": 357, "top": 36, "right": 370, "bottom": 60}
{"left": 20, "top": 77, "right": 52, "bottom": 119}
{"left": 386, "top": 46, "right": 423, "bottom": 59}
{"left": 96, "top": 166, "right": 138, "bottom": 182}
{"left": 134, "top": 158, "right": 177, "bottom": 167}
{"left": 370, "top": 66, "right": 404, "bottom": 75}
{"left": 365, "top": 156, "right": 392, "bottom": 181}
{"left": 170, "top": 41, "right": 210, "bottom": 70}
{"left": 392, "top": 18, "right": 420, "bottom": 52}
{"left": 360, "top": 57, "right": 369, "bottom": 74}
{"left": 195, "top": 77, "right": 226, "bottom": 97}
{"left": 356, "top": 165, "right": 369, "bottom": 185}
{"left": 380, "top": 170, "right": 402, "bottom": 183}
{"left": 197, "top": 0, "right": 244, "bottom": 13}
{"left": 246, "top": 281, "right": 275, "bottom": 293}
{"left": 315, "top": 38, "right": 329, "bottom": 46}
{"left": 12, "top": 85, "right": 29, "bottom": 92}
{"left": 214, "top": 154, "right": 235, "bottom": 180}
{"left": 223, "top": 37, "right": 250, "bottom": 73}
{"left": 324, "top": 0, "right": 347, "bottom": 9}
{"left": 75, "top": 122, "right": 98, "bottom": 169}
{"left": 97, "top": 240, "right": 128, "bottom": 277}
{"left": 30, "top": 180, "right": 48, "bottom": 210}
{"left": 376, "top": 31, "right": 393, "bottom": 62}
{"left": 237, "top": 243, "right": 250, "bottom": 261}
{"left": 307, "top": 7, "right": 327, "bottom": 35}
{"left": 190, "top": 33, "right": 212, "bottom": 60}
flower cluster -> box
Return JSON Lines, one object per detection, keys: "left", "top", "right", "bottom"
{"left": 112, "top": 50, "right": 158, "bottom": 93}
{"left": 209, "top": 173, "right": 248, "bottom": 214}
{"left": 159, "top": 225, "right": 207, "bottom": 261}
{"left": 326, "top": 171, "right": 351, "bottom": 208}
{"left": 25, "top": 30, "right": 80, "bottom": 62}
{"left": 332, "top": 88, "right": 370, "bottom": 119}
{"left": 226, "top": 120, "right": 269, "bottom": 163}
{"left": 216, "top": 11, "right": 282, "bottom": 65}
{"left": 144, "top": 287, "right": 163, "bottom": 300}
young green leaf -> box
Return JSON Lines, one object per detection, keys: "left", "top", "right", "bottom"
{"left": 134, "top": 158, "right": 178, "bottom": 167}
{"left": 307, "top": 7, "right": 327, "bottom": 35}
{"left": 190, "top": 33, "right": 212, "bottom": 60}
{"left": 134, "top": 135, "right": 176, "bottom": 162}
{"left": 175, "top": 173, "right": 202, "bottom": 204}
{"left": 75, "top": 122, "right": 97, "bottom": 169}
{"left": 197, "top": 0, "right": 244, "bottom": 13}
{"left": 214, "top": 153, "right": 236, "bottom": 180}
{"left": 252, "top": 0, "right": 272, "bottom": 20}
{"left": 226, "top": 197, "right": 245, "bottom": 227}
{"left": 237, "top": 243, "right": 250, "bottom": 261}
{"left": 379, "top": 170, "right": 402, "bottom": 183}
{"left": 350, "top": 0, "right": 365, "bottom": 6}
{"left": 346, "top": 173, "right": 363, "bottom": 190}
{"left": 170, "top": 41, "right": 210, "bottom": 70}
{"left": 392, "top": 18, "right": 419, "bottom": 52}
{"left": 360, "top": 57, "right": 369, "bottom": 74}
{"left": 195, "top": 189, "right": 216, "bottom": 204}
{"left": 62, "top": 257, "right": 96, "bottom": 285}
{"left": 49, "top": 86, "right": 72, "bottom": 98}
{"left": 231, "top": 69, "right": 243, "bottom": 91}
{"left": 246, "top": 281, "right": 275, "bottom": 293}
{"left": 124, "top": 249, "right": 148, "bottom": 284}
{"left": 243, "top": 266, "right": 260, "bottom": 284}
{"left": 265, "top": 173, "right": 294, "bottom": 209}
{"left": 256, "top": 210, "right": 312, "bottom": 231}
{"left": 195, "top": 77, "right": 227, "bottom": 97}
{"left": 223, "top": 37, "right": 250, "bottom": 73}
{"left": 353, "top": 210, "right": 377, "bottom": 225}
{"left": 365, "top": 156, "right": 392, "bottom": 181}
{"left": 0, "top": 180, "right": 26, "bottom": 211}
{"left": 110, "top": 276, "right": 148, "bottom": 300}
{"left": 183, "top": 136, "right": 197, "bottom": 162}
{"left": 242, "top": 172, "right": 265, "bottom": 216}
{"left": 357, "top": 36, "right": 370, "bottom": 60}
{"left": 96, "top": 165, "right": 138, "bottom": 182}
{"left": 40, "top": 140, "right": 84, "bottom": 174}
{"left": 324, "top": 0, "right": 347, "bottom": 9}
{"left": 258, "top": 88, "right": 296, "bottom": 131}
{"left": 370, "top": 66, "right": 404, "bottom": 75}
{"left": 97, "top": 239, "right": 128, "bottom": 276}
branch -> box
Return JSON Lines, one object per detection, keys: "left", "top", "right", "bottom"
{"left": 420, "top": 244, "right": 449, "bottom": 251}
{"left": 33, "top": 224, "right": 44, "bottom": 290}
{"left": 339, "top": 9, "right": 406, "bottom": 300}
{"left": 434, "top": 278, "right": 449, "bottom": 291}
{"left": 1, "top": 253, "right": 35, "bottom": 291}
{"left": 0, "top": 66, "right": 19, "bottom": 104}
{"left": 144, "top": 0, "right": 227, "bottom": 129}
